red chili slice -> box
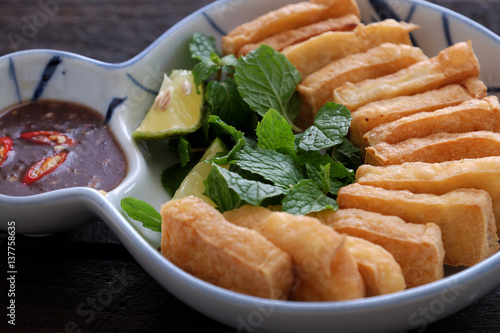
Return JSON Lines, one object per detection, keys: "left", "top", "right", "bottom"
{"left": 0, "top": 137, "right": 13, "bottom": 167}
{"left": 22, "top": 151, "right": 69, "bottom": 185}
{"left": 20, "top": 131, "right": 76, "bottom": 146}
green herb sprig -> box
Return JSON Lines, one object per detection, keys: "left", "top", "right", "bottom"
{"left": 121, "top": 197, "right": 162, "bottom": 232}
{"left": 121, "top": 32, "right": 362, "bottom": 231}
{"left": 203, "top": 104, "right": 355, "bottom": 216}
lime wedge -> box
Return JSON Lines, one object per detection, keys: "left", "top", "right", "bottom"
{"left": 172, "top": 138, "right": 227, "bottom": 205}
{"left": 132, "top": 70, "right": 204, "bottom": 140}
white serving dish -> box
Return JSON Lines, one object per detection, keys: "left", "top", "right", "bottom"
{"left": 1, "top": 0, "right": 500, "bottom": 332}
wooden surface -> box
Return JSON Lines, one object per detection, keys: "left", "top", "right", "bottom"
{"left": 1, "top": 0, "right": 500, "bottom": 332}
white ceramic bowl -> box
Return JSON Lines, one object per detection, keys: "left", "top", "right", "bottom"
{"left": 1, "top": 0, "right": 500, "bottom": 332}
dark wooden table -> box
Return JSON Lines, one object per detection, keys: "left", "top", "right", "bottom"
{"left": 1, "top": 0, "right": 500, "bottom": 332}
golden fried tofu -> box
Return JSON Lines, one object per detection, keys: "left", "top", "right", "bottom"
{"left": 349, "top": 78, "right": 487, "bottom": 147}
{"left": 223, "top": 204, "right": 273, "bottom": 229}
{"left": 312, "top": 208, "right": 444, "bottom": 288}
{"left": 222, "top": 0, "right": 360, "bottom": 56}
{"left": 461, "top": 75, "right": 490, "bottom": 98}
{"left": 365, "top": 131, "right": 500, "bottom": 166}
{"left": 337, "top": 184, "right": 499, "bottom": 266}
{"left": 362, "top": 96, "right": 500, "bottom": 147}
{"left": 345, "top": 236, "right": 405, "bottom": 296}
{"left": 346, "top": 236, "right": 406, "bottom": 297}
{"left": 237, "top": 14, "right": 360, "bottom": 57}
{"left": 333, "top": 41, "right": 480, "bottom": 111}
{"left": 224, "top": 206, "right": 365, "bottom": 301}
{"left": 160, "top": 197, "right": 293, "bottom": 300}
{"left": 282, "top": 19, "right": 419, "bottom": 77}
{"left": 296, "top": 43, "right": 427, "bottom": 127}
{"left": 355, "top": 156, "right": 500, "bottom": 233}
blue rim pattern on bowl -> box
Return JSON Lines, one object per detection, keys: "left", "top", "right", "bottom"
{"left": 8, "top": 54, "right": 128, "bottom": 121}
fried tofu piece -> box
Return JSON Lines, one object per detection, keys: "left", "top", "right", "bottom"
{"left": 365, "top": 131, "right": 500, "bottom": 166}
{"left": 333, "top": 41, "right": 480, "bottom": 111}
{"left": 462, "top": 75, "right": 490, "bottom": 97}
{"left": 345, "top": 236, "right": 406, "bottom": 296}
{"left": 282, "top": 19, "right": 419, "bottom": 77}
{"left": 355, "top": 156, "right": 500, "bottom": 233}
{"left": 362, "top": 96, "right": 500, "bottom": 147}
{"left": 222, "top": 0, "right": 360, "bottom": 56}
{"left": 296, "top": 43, "right": 428, "bottom": 127}
{"left": 337, "top": 184, "right": 499, "bottom": 266}
{"left": 312, "top": 208, "right": 445, "bottom": 288}
{"left": 222, "top": 204, "right": 270, "bottom": 227}
{"left": 160, "top": 197, "right": 293, "bottom": 300}
{"left": 237, "top": 14, "right": 360, "bottom": 57}
{"left": 349, "top": 78, "right": 487, "bottom": 147}
{"left": 224, "top": 206, "right": 365, "bottom": 301}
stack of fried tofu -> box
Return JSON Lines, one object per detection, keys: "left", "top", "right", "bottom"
{"left": 223, "top": 0, "right": 500, "bottom": 267}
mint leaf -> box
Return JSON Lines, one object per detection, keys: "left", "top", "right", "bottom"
{"left": 320, "top": 163, "right": 331, "bottom": 195}
{"left": 121, "top": 197, "right": 162, "bottom": 232}
{"left": 218, "top": 165, "right": 285, "bottom": 206}
{"left": 282, "top": 179, "right": 338, "bottom": 215}
{"left": 230, "top": 147, "right": 305, "bottom": 188}
{"left": 203, "top": 165, "right": 243, "bottom": 212}
{"left": 220, "top": 54, "right": 238, "bottom": 74}
{"left": 305, "top": 162, "right": 334, "bottom": 195}
{"left": 204, "top": 165, "right": 285, "bottom": 211}
{"left": 333, "top": 137, "right": 363, "bottom": 170}
{"left": 285, "top": 91, "right": 302, "bottom": 125}
{"left": 205, "top": 78, "right": 257, "bottom": 132}
{"left": 178, "top": 137, "right": 191, "bottom": 167}
{"left": 256, "top": 108, "right": 295, "bottom": 155}
{"left": 297, "top": 126, "right": 331, "bottom": 152}
{"left": 208, "top": 115, "right": 246, "bottom": 144}
{"left": 190, "top": 33, "right": 221, "bottom": 90}
{"left": 192, "top": 60, "right": 220, "bottom": 90}
{"left": 298, "top": 102, "right": 352, "bottom": 151}
{"left": 234, "top": 45, "right": 301, "bottom": 127}
{"left": 299, "top": 151, "right": 354, "bottom": 195}
{"left": 314, "top": 103, "right": 351, "bottom": 140}
{"left": 208, "top": 115, "right": 247, "bottom": 164}
{"left": 329, "top": 160, "right": 355, "bottom": 184}
{"left": 190, "top": 32, "right": 219, "bottom": 62}
{"left": 306, "top": 162, "right": 346, "bottom": 196}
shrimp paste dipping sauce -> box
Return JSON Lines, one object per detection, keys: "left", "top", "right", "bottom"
{"left": 0, "top": 99, "right": 127, "bottom": 196}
